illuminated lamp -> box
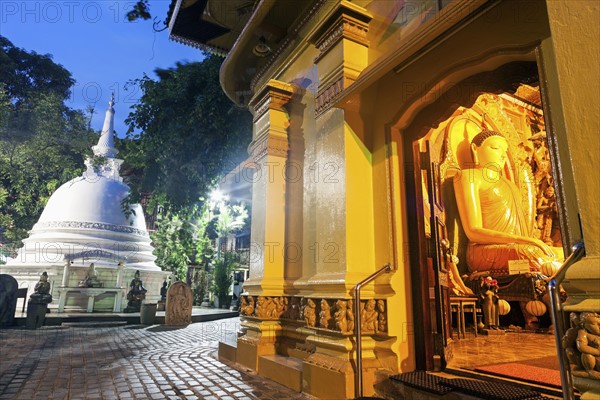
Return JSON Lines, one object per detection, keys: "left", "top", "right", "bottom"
{"left": 498, "top": 299, "right": 511, "bottom": 316}
{"left": 525, "top": 300, "right": 547, "bottom": 316}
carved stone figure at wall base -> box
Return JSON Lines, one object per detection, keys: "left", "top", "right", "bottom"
{"left": 240, "top": 296, "right": 255, "bottom": 316}
{"left": 563, "top": 312, "right": 600, "bottom": 382}
{"left": 238, "top": 295, "right": 388, "bottom": 335}
{"left": 165, "top": 282, "right": 193, "bottom": 325}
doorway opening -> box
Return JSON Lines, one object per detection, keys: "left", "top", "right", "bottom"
{"left": 403, "top": 61, "right": 564, "bottom": 389}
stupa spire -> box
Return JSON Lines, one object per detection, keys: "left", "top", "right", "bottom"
{"left": 92, "top": 94, "right": 118, "bottom": 158}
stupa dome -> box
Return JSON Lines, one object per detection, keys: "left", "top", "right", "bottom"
{"left": 9, "top": 96, "right": 159, "bottom": 271}
{"left": 2, "top": 97, "right": 166, "bottom": 311}
{"left": 36, "top": 176, "right": 141, "bottom": 229}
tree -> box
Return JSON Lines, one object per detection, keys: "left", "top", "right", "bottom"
{"left": 211, "top": 252, "right": 239, "bottom": 309}
{"left": 151, "top": 208, "right": 195, "bottom": 281}
{"left": 126, "top": 0, "right": 151, "bottom": 22}
{"left": 124, "top": 56, "right": 252, "bottom": 212}
{"left": 0, "top": 36, "right": 96, "bottom": 243}
{"left": 0, "top": 36, "right": 74, "bottom": 106}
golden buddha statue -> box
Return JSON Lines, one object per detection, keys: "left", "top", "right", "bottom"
{"left": 453, "top": 130, "right": 562, "bottom": 273}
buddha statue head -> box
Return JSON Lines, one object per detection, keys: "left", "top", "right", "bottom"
{"left": 470, "top": 130, "right": 508, "bottom": 168}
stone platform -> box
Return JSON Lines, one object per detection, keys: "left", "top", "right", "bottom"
{"left": 12, "top": 306, "right": 238, "bottom": 327}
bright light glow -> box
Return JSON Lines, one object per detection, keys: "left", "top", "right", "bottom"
{"left": 210, "top": 189, "right": 229, "bottom": 204}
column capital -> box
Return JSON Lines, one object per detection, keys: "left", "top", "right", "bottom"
{"left": 249, "top": 80, "right": 295, "bottom": 122}
{"left": 309, "top": 1, "right": 372, "bottom": 117}
{"left": 309, "top": 0, "right": 372, "bottom": 63}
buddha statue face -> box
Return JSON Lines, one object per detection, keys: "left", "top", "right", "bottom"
{"left": 472, "top": 135, "right": 508, "bottom": 168}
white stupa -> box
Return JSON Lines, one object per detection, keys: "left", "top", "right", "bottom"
{"left": 1, "top": 97, "right": 167, "bottom": 311}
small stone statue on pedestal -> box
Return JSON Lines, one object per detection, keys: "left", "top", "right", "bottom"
{"left": 124, "top": 270, "right": 147, "bottom": 313}
{"left": 27, "top": 271, "right": 53, "bottom": 329}
{"left": 78, "top": 263, "right": 103, "bottom": 288}
{"left": 157, "top": 280, "right": 168, "bottom": 311}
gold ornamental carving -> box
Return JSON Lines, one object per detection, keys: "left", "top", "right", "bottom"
{"left": 240, "top": 295, "right": 255, "bottom": 316}
{"left": 249, "top": 134, "right": 289, "bottom": 162}
{"left": 239, "top": 295, "right": 387, "bottom": 335}
{"left": 315, "top": 75, "right": 345, "bottom": 117}
{"left": 249, "top": 80, "right": 294, "bottom": 121}
{"left": 313, "top": 14, "right": 370, "bottom": 64}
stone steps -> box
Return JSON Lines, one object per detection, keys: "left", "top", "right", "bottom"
{"left": 258, "top": 354, "right": 303, "bottom": 392}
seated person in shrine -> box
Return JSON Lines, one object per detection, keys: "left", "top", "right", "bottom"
{"left": 453, "top": 130, "right": 563, "bottom": 274}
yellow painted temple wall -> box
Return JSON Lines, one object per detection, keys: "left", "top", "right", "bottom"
{"left": 233, "top": 0, "right": 598, "bottom": 395}
{"left": 545, "top": 1, "right": 600, "bottom": 257}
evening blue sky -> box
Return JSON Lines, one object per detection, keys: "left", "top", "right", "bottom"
{"left": 1, "top": 0, "right": 204, "bottom": 136}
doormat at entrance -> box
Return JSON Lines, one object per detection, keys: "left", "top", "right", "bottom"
{"left": 389, "top": 371, "right": 454, "bottom": 395}
{"left": 474, "top": 362, "right": 561, "bottom": 389}
{"left": 440, "top": 378, "right": 543, "bottom": 400}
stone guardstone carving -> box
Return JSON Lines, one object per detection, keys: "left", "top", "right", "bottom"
{"left": 27, "top": 271, "right": 53, "bottom": 329}
{"left": 0, "top": 274, "right": 18, "bottom": 327}
{"left": 165, "top": 282, "right": 193, "bottom": 325}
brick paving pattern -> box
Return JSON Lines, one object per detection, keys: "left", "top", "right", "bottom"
{"left": 0, "top": 317, "right": 314, "bottom": 400}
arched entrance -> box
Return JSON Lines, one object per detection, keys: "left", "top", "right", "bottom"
{"left": 401, "top": 60, "right": 564, "bottom": 388}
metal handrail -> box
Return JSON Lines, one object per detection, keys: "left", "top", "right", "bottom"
{"left": 549, "top": 242, "right": 585, "bottom": 400}
{"left": 353, "top": 263, "right": 393, "bottom": 399}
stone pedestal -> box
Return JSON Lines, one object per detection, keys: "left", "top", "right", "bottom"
{"left": 26, "top": 302, "right": 48, "bottom": 329}
{"left": 140, "top": 302, "right": 157, "bottom": 325}
{"left": 0, "top": 274, "right": 18, "bottom": 327}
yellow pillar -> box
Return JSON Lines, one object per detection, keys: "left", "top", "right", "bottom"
{"left": 299, "top": 4, "right": 396, "bottom": 399}
{"left": 245, "top": 80, "right": 295, "bottom": 296}
{"left": 236, "top": 80, "right": 294, "bottom": 371}
{"left": 543, "top": 2, "right": 600, "bottom": 397}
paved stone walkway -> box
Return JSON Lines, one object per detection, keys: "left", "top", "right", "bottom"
{"left": 0, "top": 317, "right": 315, "bottom": 400}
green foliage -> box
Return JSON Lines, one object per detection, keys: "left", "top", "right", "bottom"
{"left": 211, "top": 252, "right": 239, "bottom": 308}
{"left": 0, "top": 36, "right": 74, "bottom": 105}
{"left": 124, "top": 56, "right": 252, "bottom": 211}
{"left": 126, "top": 0, "right": 151, "bottom": 21}
{"left": 215, "top": 203, "right": 248, "bottom": 239}
{"left": 191, "top": 266, "right": 209, "bottom": 306}
{"left": 150, "top": 197, "right": 248, "bottom": 307}
{"left": 0, "top": 36, "right": 96, "bottom": 243}
{"left": 151, "top": 208, "right": 194, "bottom": 281}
